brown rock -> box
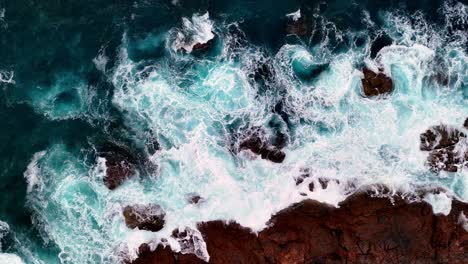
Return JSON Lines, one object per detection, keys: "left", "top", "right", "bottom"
{"left": 99, "top": 144, "right": 137, "bottom": 190}
{"left": 420, "top": 124, "right": 467, "bottom": 173}
{"left": 426, "top": 145, "right": 467, "bottom": 173}
{"left": 130, "top": 191, "right": 468, "bottom": 264}
{"left": 123, "top": 204, "right": 165, "bottom": 232}
{"left": 361, "top": 67, "right": 393, "bottom": 97}
{"left": 420, "top": 125, "right": 466, "bottom": 151}
{"left": 239, "top": 128, "right": 286, "bottom": 163}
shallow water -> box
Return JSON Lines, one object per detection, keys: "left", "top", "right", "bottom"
{"left": 0, "top": 0, "right": 467, "bottom": 263}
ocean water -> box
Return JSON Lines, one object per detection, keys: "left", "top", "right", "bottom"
{"left": 0, "top": 0, "right": 467, "bottom": 263}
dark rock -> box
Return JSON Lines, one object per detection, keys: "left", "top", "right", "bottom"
{"left": 123, "top": 204, "right": 165, "bottom": 232}
{"left": 286, "top": 15, "right": 309, "bottom": 36}
{"left": 130, "top": 191, "right": 468, "bottom": 264}
{"left": 370, "top": 33, "right": 392, "bottom": 58}
{"left": 191, "top": 36, "right": 215, "bottom": 52}
{"left": 420, "top": 125, "right": 466, "bottom": 151}
{"left": 361, "top": 67, "right": 393, "bottom": 97}
{"left": 99, "top": 144, "right": 137, "bottom": 190}
{"left": 239, "top": 128, "right": 286, "bottom": 163}
{"left": 187, "top": 193, "right": 204, "bottom": 205}
{"left": 464, "top": 117, "right": 468, "bottom": 129}
{"left": 427, "top": 145, "right": 467, "bottom": 173}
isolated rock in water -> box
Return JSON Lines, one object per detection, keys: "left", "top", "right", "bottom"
{"left": 99, "top": 144, "right": 137, "bottom": 190}
{"left": 370, "top": 33, "right": 393, "bottom": 58}
{"left": 187, "top": 193, "right": 204, "bottom": 204}
{"left": 123, "top": 204, "right": 165, "bottom": 232}
{"left": 361, "top": 67, "right": 393, "bottom": 97}
{"left": 239, "top": 128, "right": 286, "bottom": 163}
{"left": 130, "top": 191, "right": 468, "bottom": 264}
{"left": 171, "top": 12, "right": 215, "bottom": 53}
{"left": 420, "top": 125, "right": 466, "bottom": 151}
{"left": 464, "top": 117, "right": 468, "bottom": 129}
{"left": 285, "top": 9, "right": 309, "bottom": 36}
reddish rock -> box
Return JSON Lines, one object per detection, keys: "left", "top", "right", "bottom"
{"left": 361, "top": 67, "right": 393, "bottom": 97}
{"left": 99, "top": 144, "right": 137, "bottom": 190}
{"left": 130, "top": 191, "right": 468, "bottom": 264}
{"left": 187, "top": 193, "right": 204, "bottom": 205}
{"left": 123, "top": 204, "right": 165, "bottom": 232}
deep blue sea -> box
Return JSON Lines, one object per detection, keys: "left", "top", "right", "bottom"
{"left": 0, "top": 0, "right": 467, "bottom": 263}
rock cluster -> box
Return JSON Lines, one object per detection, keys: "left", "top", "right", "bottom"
{"left": 420, "top": 123, "right": 467, "bottom": 173}
{"left": 129, "top": 191, "right": 468, "bottom": 264}
{"left": 99, "top": 143, "right": 137, "bottom": 190}
{"left": 239, "top": 128, "right": 286, "bottom": 163}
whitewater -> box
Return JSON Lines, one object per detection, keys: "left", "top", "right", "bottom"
{"left": 0, "top": 1, "right": 467, "bottom": 263}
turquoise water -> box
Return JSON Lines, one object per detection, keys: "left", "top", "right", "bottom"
{"left": 0, "top": 0, "right": 467, "bottom": 263}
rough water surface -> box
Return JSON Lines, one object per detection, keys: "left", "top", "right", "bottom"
{"left": 0, "top": 0, "right": 467, "bottom": 263}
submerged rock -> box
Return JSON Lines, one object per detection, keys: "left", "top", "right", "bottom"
{"left": 123, "top": 204, "right": 165, "bottom": 232}
{"left": 187, "top": 193, "right": 204, "bottom": 205}
{"left": 99, "top": 144, "right": 137, "bottom": 190}
{"left": 361, "top": 67, "right": 393, "bottom": 97}
{"left": 285, "top": 9, "right": 309, "bottom": 36}
{"left": 238, "top": 128, "right": 286, "bottom": 163}
{"left": 130, "top": 191, "right": 468, "bottom": 263}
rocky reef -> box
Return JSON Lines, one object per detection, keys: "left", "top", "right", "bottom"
{"left": 128, "top": 190, "right": 468, "bottom": 264}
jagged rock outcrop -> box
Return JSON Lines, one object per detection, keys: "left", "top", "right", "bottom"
{"left": 238, "top": 128, "right": 286, "bottom": 163}
{"left": 99, "top": 143, "right": 137, "bottom": 190}
{"left": 361, "top": 67, "right": 393, "bottom": 97}
{"left": 420, "top": 124, "right": 467, "bottom": 173}
{"left": 129, "top": 191, "right": 468, "bottom": 264}
{"left": 123, "top": 204, "right": 166, "bottom": 232}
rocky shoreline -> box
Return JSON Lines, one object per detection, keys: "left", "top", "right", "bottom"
{"left": 128, "top": 190, "right": 468, "bottom": 264}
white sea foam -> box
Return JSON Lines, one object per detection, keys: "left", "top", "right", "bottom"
{"left": 424, "top": 192, "right": 452, "bottom": 215}
{"left": 0, "top": 253, "right": 25, "bottom": 264}
{"left": 169, "top": 12, "right": 215, "bottom": 53}
{"left": 24, "top": 151, "right": 46, "bottom": 193}
{"left": 286, "top": 9, "right": 301, "bottom": 22}
{"left": 0, "top": 71, "right": 14, "bottom": 84}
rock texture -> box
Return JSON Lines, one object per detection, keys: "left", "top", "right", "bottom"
{"left": 123, "top": 204, "right": 166, "bottom": 232}
{"left": 99, "top": 143, "right": 137, "bottom": 190}
{"left": 361, "top": 67, "right": 393, "bottom": 97}
{"left": 238, "top": 128, "right": 286, "bottom": 163}
{"left": 129, "top": 191, "right": 468, "bottom": 264}
{"left": 420, "top": 124, "right": 467, "bottom": 173}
